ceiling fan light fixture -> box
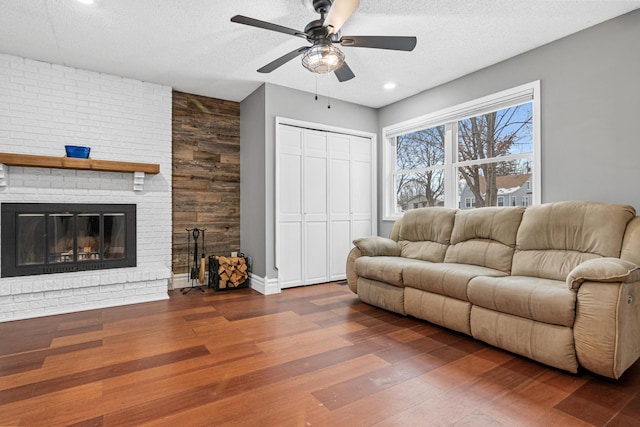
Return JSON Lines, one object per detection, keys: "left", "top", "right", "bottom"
{"left": 302, "top": 41, "right": 345, "bottom": 74}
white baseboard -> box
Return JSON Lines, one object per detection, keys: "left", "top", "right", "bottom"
{"left": 249, "top": 273, "right": 281, "bottom": 295}
{"left": 171, "top": 272, "right": 281, "bottom": 295}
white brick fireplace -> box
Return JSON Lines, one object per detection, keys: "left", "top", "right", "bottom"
{"left": 0, "top": 53, "right": 173, "bottom": 321}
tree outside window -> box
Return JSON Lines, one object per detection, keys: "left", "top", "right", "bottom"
{"left": 457, "top": 104, "right": 533, "bottom": 208}
{"left": 395, "top": 126, "right": 445, "bottom": 212}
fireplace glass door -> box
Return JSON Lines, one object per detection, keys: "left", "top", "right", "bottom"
{"left": 48, "top": 214, "right": 74, "bottom": 264}
{"left": 16, "top": 214, "right": 45, "bottom": 266}
{"left": 2, "top": 204, "right": 136, "bottom": 277}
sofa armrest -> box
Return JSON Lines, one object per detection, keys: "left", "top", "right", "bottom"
{"left": 346, "top": 237, "right": 401, "bottom": 294}
{"left": 571, "top": 259, "right": 640, "bottom": 378}
{"left": 352, "top": 236, "right": 401, "bottom": 257}
{"left": 567, "top": 257, "right": 640, "bottom": 290}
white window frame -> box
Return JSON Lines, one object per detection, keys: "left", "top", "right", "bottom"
{"left": 382, "top": 81, "right": 541, "bottom": 220}
{"left": 522, "top": 196, "right": 530, "bottom": 207}
{"left": 465, "top": 197, "right": 474, "bottom": 208}
{"left": 497, "top": 196, "right": 505, "bottom": 207}
{"left": 511, "top": 196, "right": 518, "bottom": 206}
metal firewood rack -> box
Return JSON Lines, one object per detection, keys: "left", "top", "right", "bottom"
{"left": 208, "top": 254, "right": 251, "bottom": 291}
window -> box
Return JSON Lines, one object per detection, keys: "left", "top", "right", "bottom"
{"left": 394, "top": 125, "right": 445, "bottom": 212}
{"left": 511, "top": 196, "right": 517, "bottom": 206}
{"left": 522, "top": 196, "right": 530, "bottom": 207}
{"left": 383, "top": 81, "right": 540, "bottom": 219}
{"left": 465, "top": 197, "right": 476, "bottom": 209}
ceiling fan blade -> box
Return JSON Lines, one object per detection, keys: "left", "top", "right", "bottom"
{"left": 257, "top": 47, "right": 310, "bottom": 73}
{"left": 323, "top": 0, "right": 360, "bottom": 34}
{"left": 339, "top": 35, "right": 417, "bottom": 51}
{"left": 231, "top": 15, "right": 307, "bottom": 39}
{"left": 334, "top": 62, "right": 355, "bottom": 82}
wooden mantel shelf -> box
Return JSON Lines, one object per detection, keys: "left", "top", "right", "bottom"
{"left": 0, "top": 152, "right": 160, "bottom": 174}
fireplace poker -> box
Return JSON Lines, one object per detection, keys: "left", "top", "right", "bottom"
{"left": 191, "top": 228, "right": 200, "bottom": 280}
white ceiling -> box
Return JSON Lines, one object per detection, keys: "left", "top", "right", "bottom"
{"left": 1, "top": 0, "right": 639, "bottom": 108}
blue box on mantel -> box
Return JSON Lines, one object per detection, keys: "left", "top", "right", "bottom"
{"left": 65, "top": 145, "right": 91, "bottom": 159}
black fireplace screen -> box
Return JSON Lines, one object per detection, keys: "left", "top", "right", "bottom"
{"left": 1, "top": 203, "right": 136, "bottom": 277}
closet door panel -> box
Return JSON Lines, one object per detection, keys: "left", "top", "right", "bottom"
{"left": 279, "top": 153, "right": 302, "bottom": 222}
{"left": 351, "top": 158, "right": 373, "bottom": 239}
{"left": 305, "top": 222, "right": 328, "bottom": 284}
{"left": 303, "top": 130, "right": 328, "bottom": 284}
{"left": 330, "top": 220, "right": 351, "bottom": 279}
{"left": 278, "top": 223, "right": 303, "bottom": 288}
{"left": 351, "top": 160, "right": 371, "bottom": 217}
{"left": 353, "top": 220, "right": 373, "bottom": 242}
{"left": 277, "top": 126, "right": 303, "bottom": 288}
{"left": 304, "top": 157, "right": 328, "bottom": 218}
{"left": 329, "top": 133, "right": 352, "bottom": 279}
{"left": 330, "top": 157, "right": 350, "bottom": 218}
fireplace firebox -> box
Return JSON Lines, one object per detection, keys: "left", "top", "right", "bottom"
{"left": 1, "top": 203, "right": 136, "bottom": 278}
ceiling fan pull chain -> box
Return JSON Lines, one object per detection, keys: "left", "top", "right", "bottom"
{"left": 315, "top": 74, "right": 318, "bottom": 101}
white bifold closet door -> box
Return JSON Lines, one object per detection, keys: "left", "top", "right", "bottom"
{"left": 277, "top": 124, "right": 374, "bottom": 289}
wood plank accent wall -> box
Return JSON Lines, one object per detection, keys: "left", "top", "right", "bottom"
{"left": 172, "top": 91, "right": 241, "bottom": 275}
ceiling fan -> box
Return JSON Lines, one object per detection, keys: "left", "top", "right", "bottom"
{"left": 230, "top": 0, "right": 417, "bottom": 82}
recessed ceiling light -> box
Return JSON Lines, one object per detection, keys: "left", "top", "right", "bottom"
{"left": 76, "top": 0, "right": 95, "bottom": 5}
{"left": 384, "top": 82, "right": 397, "bottom": 90}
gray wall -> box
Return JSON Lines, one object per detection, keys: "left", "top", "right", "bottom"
{"left": 240, "top": 84, "right": 266, "bottom": 275}
{"left": 378, "top": 9, "right": 640, "bottom": 237}
{"left": 241, "top": 83, "right": 378, "bottom": 278}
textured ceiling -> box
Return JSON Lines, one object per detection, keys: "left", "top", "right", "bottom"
{"left": 1, "top": 0, "right": 639, "bottom": 108}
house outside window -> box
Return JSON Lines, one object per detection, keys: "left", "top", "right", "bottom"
{"left": 383, "top": 81, "right": 540, "bottom": 219}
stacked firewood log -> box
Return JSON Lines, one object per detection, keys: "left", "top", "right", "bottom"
{"left": 215, "top": 256, "right": 248, "bottom": 288}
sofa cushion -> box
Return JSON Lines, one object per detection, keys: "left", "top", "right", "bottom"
{"left": 405, "top": 287, "right": 472, "bottom": 335}
{"left": 512, "top": 201, "right": 635, "bottom": 281}
{"left": 621, "top": 217, "right": 640, "bottom": 266}
{"left": 470, "top": 306, "right": 578, "bottom": 373}
{"left": 444, "top": 206, "right": 524, "bottom": 273}
{"left": 357, "top": 278, "right": 405, "bottom": 315}
{"left": 398, "top": 207, "right": 457, "bottom": 262}
{"left": 354, "top": 256, "right": 428, "bottom": 288}
{"left": 403, "top": 262, "right": 507, "bottom": 301}
{"left": 467, "top": 275, "right": 576, "bottom": 327}
{"left": 389, "top": 216, "right": 402, "bottom": 242}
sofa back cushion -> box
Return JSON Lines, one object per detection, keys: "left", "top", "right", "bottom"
{"left": 444, "top": 207, "right": 525, "bottom": 273}
{"left": 398, "top": 207, "right": 457, "bottom": 262}
{"left": 389, "top": 216, "right": 402, "bottom": 242}
{"left": 621, "top": 217, "right": 640, "bottom": 266}
{"left": 512, "top": 201, "right": 636, "bottom": 281}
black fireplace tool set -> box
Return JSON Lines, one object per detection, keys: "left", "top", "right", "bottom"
{"left": 183, "top": 227, "right": 207, "bottom": 294}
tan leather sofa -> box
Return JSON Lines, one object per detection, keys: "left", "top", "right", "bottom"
{"left": 346, "top": 201, "right": 640, "bottom": 379}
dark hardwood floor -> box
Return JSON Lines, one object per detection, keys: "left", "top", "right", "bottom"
{"left": 1, "top": 282, "right": 640, "bottom": 426}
